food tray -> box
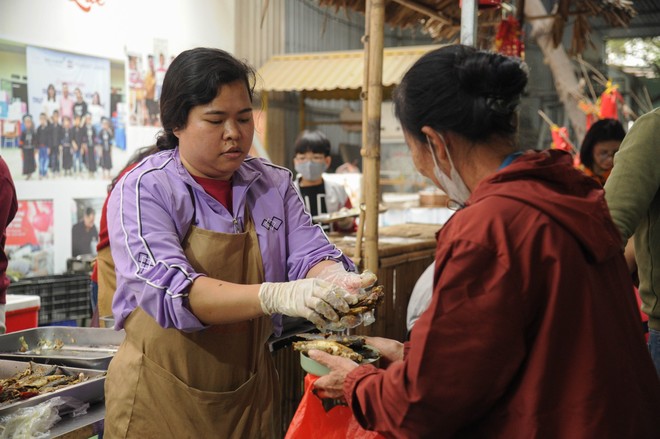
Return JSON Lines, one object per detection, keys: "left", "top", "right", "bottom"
{"left": 0, "top": 327, "right": 125, "bottom": 370}
{"left": 0, "top": 359, "right": 106, "bottom": 417}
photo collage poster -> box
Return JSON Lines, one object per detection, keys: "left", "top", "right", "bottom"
{"left": 70, "top": 197, "right": 104, "bottom": 260}
{"left": 5, "top": 200, "right": 54, "bottom": 279}
{"left": 4, "top": 46, "right": 113, "bottom": 182}
{"left": 126, "top": 39, "right": 170, "bottom": 129}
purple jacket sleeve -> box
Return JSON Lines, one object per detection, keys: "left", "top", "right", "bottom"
{"left": 108, "top": 168, "right": 205, "bottom": 331}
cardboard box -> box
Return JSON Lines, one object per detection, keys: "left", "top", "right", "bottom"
{"left": 5, "top": 294, "right": 41, "bottom": 333}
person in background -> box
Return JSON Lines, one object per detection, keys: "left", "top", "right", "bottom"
{"left": 72, "top": 87, "right": 88, "bottom": 120}
{"left": 311, "top": 44, "right": 660, "bottom": 438}
{"left": 36, "top": 113, "right": 50, "bottom": 179}
{"left": 60, "top": 116, "right": 74, "bottom": 177}
{"left": 405, "top": 261, "right": 434, "bottom": 335}
{"left": 42, "top": 84, "right": 59, "bottom": 123}
{"left": 88, "top": 92, "right": 105, "bottom": 129}
{"left": 577, "top": 118, "right": 625, "bottom": 186}
{"left": 293, "top": 130, "right": 356, "bottom": 233}
{"left": 98, "top": 117, "right": 113, "bottom": 179}
{"left": 59, "top": 82, "right": 74, "bottom": 122}
{"left": 83, "top": 113, "right": 98, "bottom": 178}
{"left": 19, "top": 114, "right": 36, "bottom": 180}
{"left": 605, "top": 107, "right": 660, "bottom": 377}
{"left": 155, "top": 52, "right": 167, "bottom": 103}
{"left": 90, "top": 145, "right": 160, "bottom": 327}
{"left": 72, "top": 113, "right": 86, "bottom": 176}
{"left": 143, "top": 54, "right": 158, "bottom": 125}
{"left": 103, "top": 47, "right": 372, "bottom": 438}
{"left": 71, "top": 207, "right": 98, "bottom": 257}
{"left": 48, "top": 109, "right": 62, "bottom": 178}
{"left": 0, "top": 156, "right": 17, "bottom": 334}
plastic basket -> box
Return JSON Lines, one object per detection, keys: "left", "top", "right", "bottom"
{"left": 7, "top": 275, "right": 91, "bottom": 325}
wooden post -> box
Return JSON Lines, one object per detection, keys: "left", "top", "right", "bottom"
{"left": 363, "top": 0, "right": 384, "bottom": 274}
{"left": 355, "top": 0, "right": 371, "bottom": 268}
{"left": 460, "top": 0, "right": 478, "bottom": 46}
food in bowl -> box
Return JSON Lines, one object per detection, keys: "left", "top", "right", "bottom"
{"left": 293, "top": 334, "right": 380, "bottom": 376}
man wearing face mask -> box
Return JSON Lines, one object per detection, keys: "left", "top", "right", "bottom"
{"left": 293, "top": 130, "right": 356, "bottom": 233}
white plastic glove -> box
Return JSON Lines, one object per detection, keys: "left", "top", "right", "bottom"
{"left": 316, "top": 262, "right": 377, "bottom": 294}
{"left": 258, "top": 278, "right": 357, "bottom": 328}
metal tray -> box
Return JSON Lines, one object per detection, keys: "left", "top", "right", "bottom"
{"left": 0, "top": 359, "right": 106, "bottom": 417}
{"left": 0, "top": 327, "right": 125, "bottom": 370}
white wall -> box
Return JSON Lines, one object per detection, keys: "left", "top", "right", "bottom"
{"left": 0, "top": 0, "right": 236, "bottom": 61}
{"left": 1, "top": 0, "right": 237, "bottom": 274}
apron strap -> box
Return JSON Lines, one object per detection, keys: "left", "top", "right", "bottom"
{"left": 185, "top": 183, "right": 197, "bottom": 225}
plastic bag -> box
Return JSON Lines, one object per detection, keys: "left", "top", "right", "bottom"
{"left": 0, "top": 396, "right": 89, "bottom": 439}
{"left": 285, "top": 374, "right": 384, "bottom": 439}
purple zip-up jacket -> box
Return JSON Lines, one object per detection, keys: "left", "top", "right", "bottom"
{"left": 107, "top": 148, "right": 353, "bottom": 332}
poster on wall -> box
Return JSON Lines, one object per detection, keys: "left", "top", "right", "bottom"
{"left": 71, "top": 198, "right": 104, "bottom": 258}
{"left": 5, "top": 200, "right": 54, "bottom": 278}
{"left": 126, "top": 40, "right": 170, "bottom": 128}
{"left": 2, "top": 47, "right": 114, "bottom": 182}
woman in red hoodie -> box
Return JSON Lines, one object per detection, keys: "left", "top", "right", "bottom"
{"left": 311, "top": 44, "right": 660, "bottom": 438}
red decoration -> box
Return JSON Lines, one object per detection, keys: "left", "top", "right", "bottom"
{"left": 551, "top": 125, "right": 571, "bottom": 153}
{"left": 494, "top": 16, "right": 524, "bottom": 58}
{"left": 598, "top": 80, "right": 624, "bottom": 120}
{"left": 578, "top": 100, "right": 599, "bottom": 131}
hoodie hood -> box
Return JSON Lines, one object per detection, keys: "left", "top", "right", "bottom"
{"left": 468, "top": 149, "right": 622, "bottom": 263}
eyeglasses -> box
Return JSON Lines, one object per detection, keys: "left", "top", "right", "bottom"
{"left": 595, "top": 150, "right": 617, "bottom": 160}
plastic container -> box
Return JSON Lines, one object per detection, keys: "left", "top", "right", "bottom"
{"left": 7, "top": 275, "right": 91, "bottom": 325}
{"left": 5, "top": 294, "right": 41, "bottom": 333}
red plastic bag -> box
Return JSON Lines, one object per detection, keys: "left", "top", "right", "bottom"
{"left": 285, "top": 374, "right": 384, "bottom": 439}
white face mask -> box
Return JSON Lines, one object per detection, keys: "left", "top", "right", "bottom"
{"left": 295, "top": 160, "right": 326, "bottom": 181}
{"left": 426, "top": 134, "right": 471, "bottom": 207}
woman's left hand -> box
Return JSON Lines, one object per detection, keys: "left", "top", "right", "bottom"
{"left": 309, "top": 350, "right": 359, "bottom": 400}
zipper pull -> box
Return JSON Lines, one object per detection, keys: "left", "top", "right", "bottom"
{"left": 233, "top": 217, "right": 239, "bottom": 233}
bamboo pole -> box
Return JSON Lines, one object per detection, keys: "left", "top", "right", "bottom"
{"left": 355, "top": 0, "right": 372, "bottom": 269}
{"left": 363, "top": 0, "right": 385, "bottom": 274}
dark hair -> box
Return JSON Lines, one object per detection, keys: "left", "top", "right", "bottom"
{"left": 156, "top": 47, "right": 256, "bottom": 150}
{"left": 47, "top": 84, "right": 56, "bottom": 101}
{"left": 109, "top": 145, "right": 160, "bottom": 192}
{"left": 393, "top": 44, "right": 528, "bottom": 144}
{"left": 84, "top": 207, "right": 95, "bottom": 216}
{"left": 579, "top": 118, "right": 625, "bottom": 169}
{"left": 294, "top": 130, "right": 331, "bottom": 156}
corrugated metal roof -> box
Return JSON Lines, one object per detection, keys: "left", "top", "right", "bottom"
{"left": 256, "top": 44, "right": 439, "bottom": 99}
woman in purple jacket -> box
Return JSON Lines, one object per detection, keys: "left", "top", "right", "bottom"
{"left": 103, "top": 48, "right": 369, "bottom": 438}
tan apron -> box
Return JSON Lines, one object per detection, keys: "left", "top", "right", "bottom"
{"left": 96, "top": 246, "right": 116, "bottom": 322}
{"left": 104, "top": 211, "right": 280, "bottom": 438}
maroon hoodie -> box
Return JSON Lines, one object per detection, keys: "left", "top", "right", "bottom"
{"left": 0, "top": 156, "right": 17, "bottom": 305}
{"left": 345, "top": 150, "right": 660, "bottom": 439}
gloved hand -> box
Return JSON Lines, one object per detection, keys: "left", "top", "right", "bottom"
{"left": 316, "top": 262, "right": 377, "bottom": 294}
{"left": 258, "top": 278, "right": 358, "bottom": 328}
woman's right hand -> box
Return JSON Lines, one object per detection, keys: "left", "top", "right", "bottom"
{"left": 258, "top": 278, "right": 357, "bottom": 328}
{"left": 365, "top": 336, "right": 404, "bottom": 364}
